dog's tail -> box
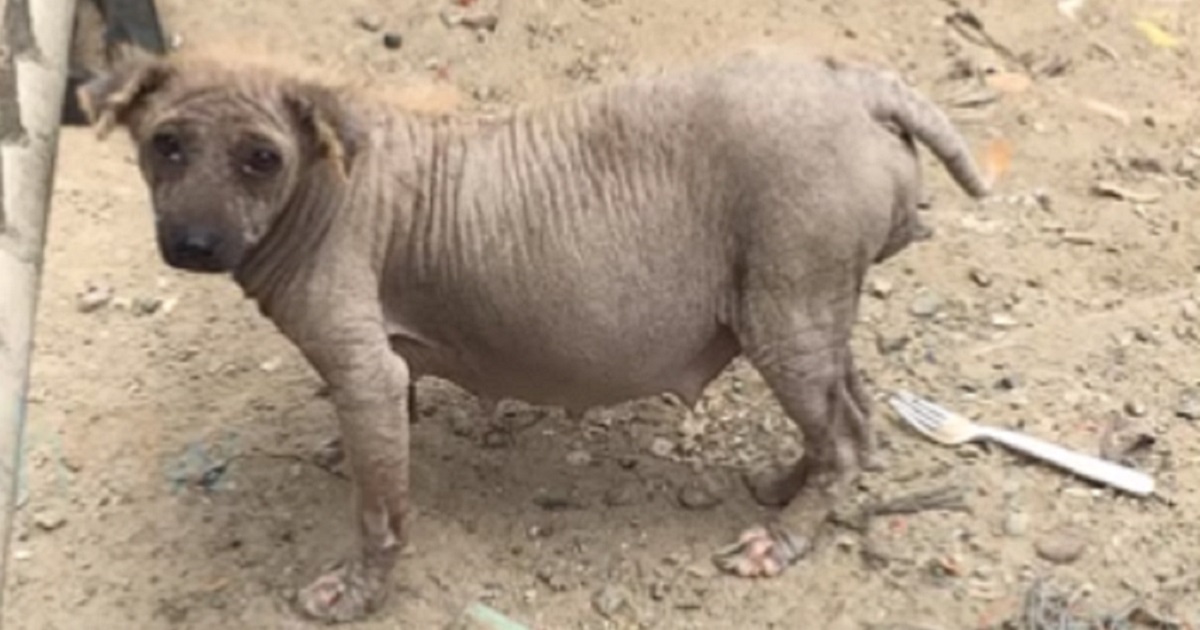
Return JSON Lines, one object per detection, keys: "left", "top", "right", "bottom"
{"left": 834, "top": 60, "right": 991, "bottom": 199}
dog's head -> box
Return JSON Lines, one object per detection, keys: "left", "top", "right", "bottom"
{"left": 78, "top": 50, "right": 360, "bottom": 273}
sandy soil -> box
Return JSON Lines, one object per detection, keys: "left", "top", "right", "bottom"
{"left": 5, "top": 0, "right": 1200, "bottom": 628}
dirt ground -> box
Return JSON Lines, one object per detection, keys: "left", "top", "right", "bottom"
{"left": 5, "top": 0, "right": 1200, "bottom": 628}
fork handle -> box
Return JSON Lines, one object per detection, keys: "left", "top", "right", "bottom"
{"left": 977, "top": 426, "right": 1155, "bottom": 496}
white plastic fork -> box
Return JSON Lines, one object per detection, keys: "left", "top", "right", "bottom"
{"left": 888, "top": 389, "right": 1155, "bottom": 497}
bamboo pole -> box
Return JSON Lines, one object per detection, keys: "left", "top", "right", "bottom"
{"left": 0, "top": 0, "right": 77, "bottom": 617}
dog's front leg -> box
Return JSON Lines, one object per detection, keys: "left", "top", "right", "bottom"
{"left": 289, "top": 307, "right": 411, "bottom": 623}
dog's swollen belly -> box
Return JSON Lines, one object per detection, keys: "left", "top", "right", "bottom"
{"left": 388, "top": 309, "right": 741, "bottom": 410}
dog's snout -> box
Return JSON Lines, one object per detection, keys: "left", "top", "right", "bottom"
{"left": 159, "top": 225, "right": 232, "bottom": 273}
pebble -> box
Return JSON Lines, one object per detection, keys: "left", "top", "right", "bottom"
{"left": 76, "top": 285, "right": 113, "bottom": 313}
{"left": 603, "top": 481, "right": 641, "bottom": 507}
{"left": 133, "top": 296, "right": 162, "bottom": 315}
{"left": 1123, "top": 400, "right": 1147, "bottom": 418}
{"left": 995, "top": 374, "right": 1021, "bottom": 391}
{"left": 1182, "top": 300, "right": 1198, "bottom": 322}
{"left": 532, "top": 491, "right": 581, "bottom": 511}
{"left": 33, "top": 510, "right": 66, "bottom": 532}
{"left": 591, "top": 585, "right": 633, "bottom": 619}
{"left": 565, "top": 449, "right": 592, "bottom": 467}
{"left": 354, "top": 15, "right": 383, "bottom": 32}
{"left": 536, "top": 564, "right": 574, "bottom": 592}
{"left": 990, "top": 313, "right": 1019, "bottom": 329}
{"left": 969, "top": 269, "right": 993, "bottom": 287}
{"left": 867, "top": 277, "right": 894, "bottom": 299}
{"left": 909, "top": 291, "right": 943, "bottom": 318}
{"left": 449, "top": 410, "right": 475, "bottom": 437}
{"left": 1176, "top": 389, "right": 1200, "bottom": 421}
{"left": 875, "top": 332, "right": 911, "bottom": 355}
{"left": 1003, "top": 511, "right": 1029, "bottom": 536}
{"left": 676, "top": 481, "right": 723, "bottom": 510}
{"left": 12, "top": 549, "right": 31, "bottom": 561}
{"left": 382, "top": 32, "right": 403, "bottom": 49}
{"left": 1036, "top": 531, "right": 1086, "bottom": 564}
{"left": 650, "top": 437, "right": 674, "bottom": 458}
{"left": 259, "top": 357, "right": 283, "bottom": 373}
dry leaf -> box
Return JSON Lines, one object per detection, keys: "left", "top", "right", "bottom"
{"left": 1134, "top": 19, "right": 1180, "bottom": 48}
{"left": 982, "top": 138, "right": 1013, "bottom": 185}
{"left": 985, "top": 71, "right": 1032, "bottom": 94}
{"left": 1081, "top": 98, "right": 1132, "bottom": 126}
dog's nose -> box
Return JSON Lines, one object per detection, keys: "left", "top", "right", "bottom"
{"left": 174, "top": 229, "right": 221, "bottom": 260}
{"left": 161, "top": 227, "right": 230, "bottom": 272}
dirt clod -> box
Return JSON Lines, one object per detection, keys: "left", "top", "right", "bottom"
{"left": 909, "top": 291, "right": 943, "bottom": 318}
{"left": 1176, "top": 388, "right": 1200, "bottom": 421}
{"left": 591, "top": 585, "right": 634, "bottom": 620}
{"left": 76, "top": 285, "right": 113, "bottom": 313}
{"left": 32, "top": 510, "right": 66, "bottom": 533}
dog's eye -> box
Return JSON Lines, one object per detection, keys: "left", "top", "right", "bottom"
{"left": 152, "top": 131, "right": 185, "bottom": 164}
{"left": 241, "top": 147, "right": 282, "bottom": 178}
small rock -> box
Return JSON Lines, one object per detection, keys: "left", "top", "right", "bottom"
{"left": 650, "top": 437, "right": 674, "bottom": 458}
{"left": 1123, "top": 400, "right": 1147, "bottom": 418}
{"left": 133, "top": 296, "right": 162, "bottom": 316}
{"left": 995, "top": 374, "right": 1021, "bottom": 391}
{"left": 535, "top": 564, "right": 573, "bottom": 592}
{"left": 354, "top": 15, "right": 383, "bottom": 32}
{"left": 441, "top": 8, "right": 499, "bottom": 32}
{"left": 382, "top": 32, "right": 403, "bottom": 49}
{"left": 532, "top": 491, "right": 581, "bottom": 511}
{"left": 259, "top": 357, "right": 283, "bottom": 373}
{"left": 1182, "top": 300, "right": 1199, "bottom": 322}
{"left": 565, "top": 449, "right": 592, "bottom": 467}
{"left": 909, "top": 291, "right": 943, "bottom": 318}
{"left": 1036, "top": 530, "right": 1086, "bottom": 564}
{"left": 605, "top": 479, "right": 643, "bottom": 506}
{"left": 76, "top": 285, "right": 113, "bottom": 313}
{"left": 449, "top": 410, "right": 475, "bottom": 437}
{"left": 867, "top": 277, "right": 894, "bottom": 299}
{"left": 460, "top": 12, "right": 499, "bottom": 31}
{"left": 1003, "top": 511, "right": 1029, "bottom": 537}
{"left": 990, "top": 313, "right": 1019, "bottom": 329}
{"left": 676, "top": 481, "right": 723, "bottom": 510}
{"left": 591, "top": 585, "right": 633, "bottom": 619}
{"left": 875, "top": 332, "right": 911, "bottom": 355}
{"left": 1176, "top": 389, "right": 1200, "bottom": 421}
{"left": 33, "top": 510, "right": 66, "bottom": 532}
{"left": 969, "top": 269, "right": 993, "bottom": 287}
{"left": 12, "top": 549, "right": 31, "bottom": 561}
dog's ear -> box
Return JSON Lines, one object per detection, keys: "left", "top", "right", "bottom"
{"left": 283, "top": 83, "right": 361, "bottom": 181}
{"left": 77, "top": 47, "right": 174, "bottom": 139}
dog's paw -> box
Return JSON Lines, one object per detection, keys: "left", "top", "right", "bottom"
{"left": 295, "top": 560, "right": 386, "bottom": 624}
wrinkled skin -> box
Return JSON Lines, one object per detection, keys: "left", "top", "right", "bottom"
{"left": 80, "top": 46, "right": 987, "bottom": 623}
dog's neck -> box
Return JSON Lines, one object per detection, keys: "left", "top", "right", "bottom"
{"left": 233, "top": 162, "right": 348, "bottom": 314}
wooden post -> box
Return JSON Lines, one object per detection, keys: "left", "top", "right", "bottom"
{"left": 0, "top": 0, "right": 77, "bottom": 614}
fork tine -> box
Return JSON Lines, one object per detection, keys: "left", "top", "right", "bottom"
{"left": 907, "top": 399, "right": 947, "bottom": 427}
{"left": 903, "top": 393, "right": 952, "bottom": 425}
{"left": 888, "top": 395, "right": 938, "bottom": 435}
